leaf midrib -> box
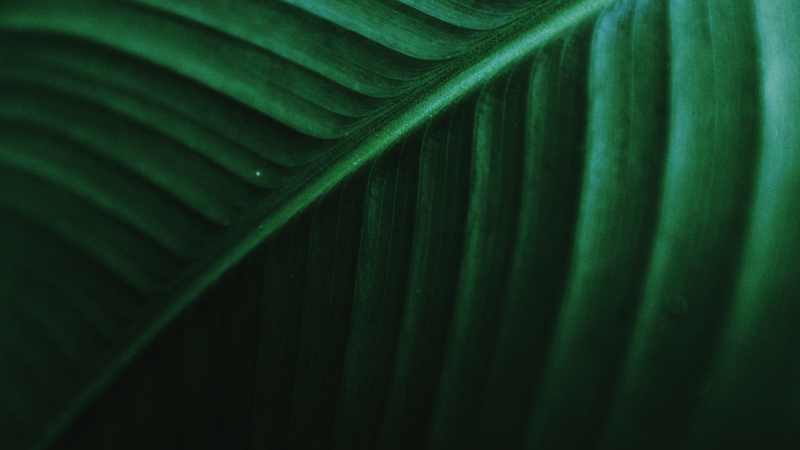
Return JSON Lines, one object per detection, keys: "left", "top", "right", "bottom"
{"left": 34, "top": 1, "right": 615, "bottom": 449}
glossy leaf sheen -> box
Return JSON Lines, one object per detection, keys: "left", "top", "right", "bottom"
{"left": 0, "top": 0, "right": 798, "bottom": 449}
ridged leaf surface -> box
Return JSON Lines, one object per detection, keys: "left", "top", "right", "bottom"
{"left": 0, "top": 1, "right": 798, "bottom": 449}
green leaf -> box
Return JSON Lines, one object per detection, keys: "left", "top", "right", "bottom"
{"left": 1, "top": 0, "right": 798, "bottom": 449}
